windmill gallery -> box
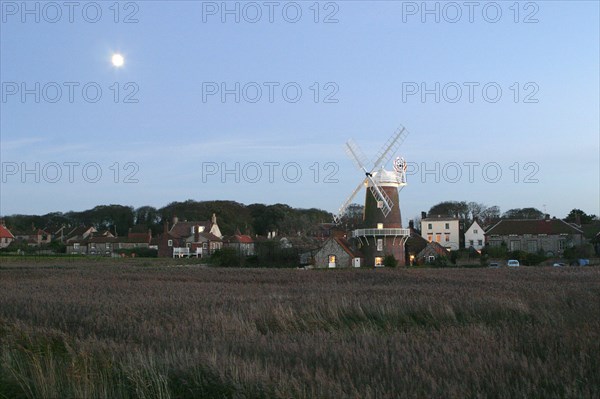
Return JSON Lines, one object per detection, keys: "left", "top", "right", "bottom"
{"left": 314, "top": 126, "right": 411, "bottom": 269}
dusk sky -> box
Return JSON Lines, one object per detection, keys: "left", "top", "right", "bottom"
{"left": 1, "top": 1, "right": 599, "bottom": 223}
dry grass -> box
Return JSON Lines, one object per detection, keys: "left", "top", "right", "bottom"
{"left": 1, "top": 259, "right": 599, "bottom": 398}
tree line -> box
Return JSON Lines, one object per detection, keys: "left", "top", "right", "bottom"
{"left": 1, "top": 201, "right": 333, "bottom": 237}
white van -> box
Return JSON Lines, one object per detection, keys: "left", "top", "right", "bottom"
{"left": 507, "top": 259, "right": 520, "bottom": 267}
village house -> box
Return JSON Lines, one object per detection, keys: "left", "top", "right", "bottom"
{"left": 158, "top": 214, "right": 223, "bottom": 258}
{"left": 66, "top": 226, "right": 151, "bottom": 255}
{"left": 0, "top": 222, "right": 15, "bottom": 249}
{"left": 314, "top": 236, "right": 363, "bottom": 268}
{"left": 485, "top": 216, "right": 585, "bottom": 256}
{"left": 417, "top": 241, "right": 450, "bottom": 264}
{"left": 464, "top": 220, "right": 485, "bottom": 251}
{"left": 223, "top": 230, "right": 255, "bottom": 256}
{"left": 421, "top": 213, "right": 461, "bottom": 251}
{"left": 12, "top": 226, "right": 52, "bottom": 247}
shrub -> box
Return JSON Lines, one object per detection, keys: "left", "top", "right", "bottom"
{"left": 383, "top": 254, "right": 397, "bottom": 268}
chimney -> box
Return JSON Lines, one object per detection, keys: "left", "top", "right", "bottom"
{"left": 194, "top": 226, "right": 199, "bottom": 243}
{"left": 421, "top": 211, "right": 427, "bottom": 219}
{"left": 212, "top": 213, "right": 217, "bottom": 224}
{"left": 545, "top": 214, "right": 550, "bottom": 221}
{"left": 164, "top": 221, "right": 169, "bottom": 233}
{"left": 173, "top": 216, "right": 178, "bottom": 225}
{"left": 408, "top": 220, "right": 415, "bottom": 229}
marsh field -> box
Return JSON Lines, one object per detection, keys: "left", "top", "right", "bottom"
{"left": 0, "top": 258, "right": 599, "bottom": 398}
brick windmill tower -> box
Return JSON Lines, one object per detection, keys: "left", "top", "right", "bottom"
{"left": 333, "top": 126, "right": 410, "bottom": 267}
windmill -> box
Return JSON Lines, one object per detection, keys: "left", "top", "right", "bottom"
{"left": 333, "top": 126, "right": 411, "bottom": 267}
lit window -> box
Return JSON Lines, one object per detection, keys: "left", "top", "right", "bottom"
{"left": 329, "top": 255, "right": 336, "bottom": 263}
{"left": 377, "top": 239, "right": 383, "bottom": 251}
{"left": 436, "top": 234, "right": 441, "bottom": 242}
{"left": 377, "top": 223, "right": 383, "bottom": 230}
{"left": 427, "top": 234, "right": 432, "bottom": 242}
{"left": 374, "top": 257, "right": 383, "bottom": 266}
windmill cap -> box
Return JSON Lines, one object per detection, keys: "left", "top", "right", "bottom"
{"left": 367, "top": 169, "right": 406, "bottom": 187}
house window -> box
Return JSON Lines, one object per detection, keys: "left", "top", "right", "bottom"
{"left": 474, "top": 229, "right": 478, "bottom": 234}
{"left": 527, "top": 241, "right": 538, "bottom": 253}
{"left": 428, "top": 223, "right": 432, "bottom": 230}
{"left": 167, "top": 239, "right": 173, "bottom": 247}
{"left": 445, "top": 223, "right": 450, "bottom": 229}
{"left": 558, "top": 240, "right": 566, "bottom": 251}
{"left": 469, "top": 240, "right": 474, "bottom": 247}
{"left": 376, "top": 239, "right": 383, "bottom": 251}
{"left": 186, "top": 243, "right": 191, "bottom": 248}
{"left": 374, "top": 257, "right": 383, "bottom": 266}
{"left": 445, "top": 234, "right": 450, "bottom": 242}
{"left": 510, "top": 241, "right": 521, "bottom": 251}
{"left": 435, "top": 234, "right": 441, "bottom": 243}
{"left": 428, "top": 255, "right": 435, "bottom": 263}
{"left": 377, "top": 223, "right": 383, "bottom": 230}
{"left": 203, "top": 243, "right": 208, "bottom": 249}
{"left": 328, "top": 255, "right": 336, "bottom": 264}
{"left": 427, "top": 234, "right": 432, "bottom": 242}
{"left": 477, "top": 240, "right": 483, "bottom": 246}
{"left": 73, "top": 243, "right": 80, "bottom": 250}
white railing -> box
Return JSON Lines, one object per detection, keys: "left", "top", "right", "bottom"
{"left": 352, "top": 228, "right": 410, "bottom": 237}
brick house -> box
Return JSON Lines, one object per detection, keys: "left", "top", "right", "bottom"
{"left": 158, "top": 214, "right": 223, "bottom": 258}
{"left": 485, "top": 217, "right": 585, "bottom": 256}
{"left": 12, "top": 227, "right": 51, "bottom": 246}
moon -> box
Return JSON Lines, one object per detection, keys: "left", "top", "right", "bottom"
{"left": 111, "top": 53, "right": 125, "bottom": 67}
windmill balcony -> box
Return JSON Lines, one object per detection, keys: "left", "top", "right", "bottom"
{"left": 352, "top": 228, "right": 410, "bottom": 238}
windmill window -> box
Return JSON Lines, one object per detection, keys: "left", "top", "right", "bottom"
{"left": 377, "top": 223, "right": 383, "bottom": 229}
{"left": 376, "top": 239, "right": 383, "bottom": 251}
{"left": 374, "top": 257, "right": 383, "bottom": 266}
{"left": 167, "top": 239, "right": 173, "bottom": 247}
{"left": 377, "top": 201, "right": 384, "bottom": 209}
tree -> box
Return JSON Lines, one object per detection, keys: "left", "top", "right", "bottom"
{"left": 565, "top": 209, "right": 597, "bottom": 224}
{"left": 502, "top": 208, "right": 544, "bottom": 220}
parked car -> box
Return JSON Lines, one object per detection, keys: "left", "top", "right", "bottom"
{"left": 507, "top": 259, "right": 520, "bottom": 267}
{"left": 553, "top": 262, "right": 566, "bottom": 267}
{"left": 570, "top": 259, "right": 589, "bottom": 266}
{"left": 489, "top": 262, "right": 500, "bottom": 268}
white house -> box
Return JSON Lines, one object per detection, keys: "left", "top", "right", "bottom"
{"left": 421, "top": 216, "right": 460, "bottom": 251}
{"left": 464, "top": 220, "right": 485, "bottom": 251}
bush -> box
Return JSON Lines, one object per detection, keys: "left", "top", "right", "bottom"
{"left": 116, "top": 248, "right": 158, "bottom": 258}
{"left": 383, "top": 255, "right": 397, "bottom": 268}
{"left": 210, "top": 248, "right": 242, "bottom": 267}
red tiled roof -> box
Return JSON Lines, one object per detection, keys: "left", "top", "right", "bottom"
{"left": 486, "top": 219, "right": 583, "bottom": 236}
{"left": 0, "top": 225, "right": 15, "bottom": 239}
{"left": 228, "top": 235, "right": 253, "bottom": 244}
